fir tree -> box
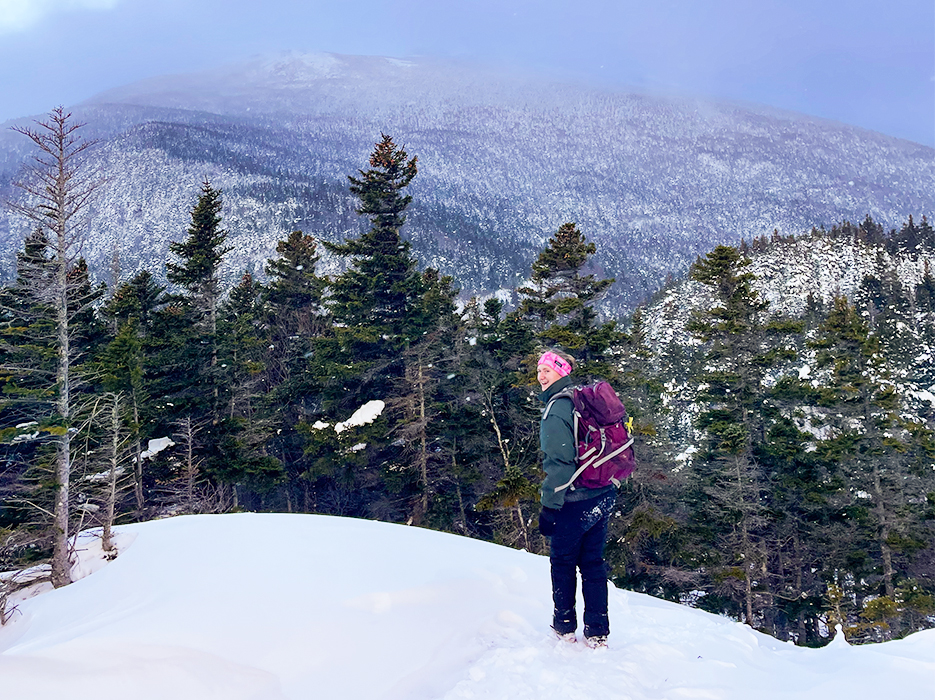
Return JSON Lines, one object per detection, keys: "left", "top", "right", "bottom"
{"left": 517, "top": 222, "right": 620, "bottom": 377}
{"left": 466, "top": 297, "right": 541, "bottom": 550}
{"left": 166, "top": 181, "right": 230, "bottom": 324}
{"left": 808, "top": 295, "right": 934, "bottom": 636}
{"left": 261, "top": 230, "right": 328, "bottom": 510}
{"left": 212, "top": 273, "right": 284, "bottom": 506}
{"left": 686, "top": 245, "right": 800, "bottom": 628}
{"left": 310, "top": 135, "right": 457, "bottom": 523}
{"left": 163, "top": 180, "right": 231, "bottom": 423}
{"left": 318, "top": 135, "right": 424, "bottom": 409}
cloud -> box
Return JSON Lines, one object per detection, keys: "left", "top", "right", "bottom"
{"left": 0, "top": 0, "right": 121, "bottom": 34}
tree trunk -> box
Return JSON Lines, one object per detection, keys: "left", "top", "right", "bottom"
{"left": 51, "top": 213, "right": 72, "bottom": 588}
{"left": 515, "top": 504, "right": 530, "bottom": 551}
{"left": 132, "top": 397, "right": 144, "bottom": 512}
{"left": 101, "top": 393, "right": 122, "bottom": 554}
{"left": 872, "top": 462, "right": 895, "bottom": 598}
{"left": 418, "top": 361, "right": 429, "bottom": 517}
{"left": 485, "top": 389, "right": 512, "bottom": 472}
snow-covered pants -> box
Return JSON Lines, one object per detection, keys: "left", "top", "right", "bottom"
{"left": 549, "top": 489, "right": 615, "bottom": 637}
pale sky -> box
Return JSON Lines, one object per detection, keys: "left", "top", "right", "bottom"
{"left": 1, "top": 0, "right": 933, "bottom": 146}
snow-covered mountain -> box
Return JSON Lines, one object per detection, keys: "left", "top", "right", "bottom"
{"left": 643, "top": 233, "right": 935, "bottom": 351}
{"left": 0, "top": 53, "right": 932, "bottom": 311}
{"left": 640, "top": 231, "right": 935, "bottom": 453}
{"left": 2, "top": 513, "right": 932, "bottom": 699}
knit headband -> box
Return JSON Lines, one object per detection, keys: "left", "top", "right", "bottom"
{"left": 537, "top": 351, "right": 572, "bottom": 377}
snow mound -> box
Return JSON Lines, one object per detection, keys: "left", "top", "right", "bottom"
{"left": 1, "top": 513, "right": 932, "bottom": 699}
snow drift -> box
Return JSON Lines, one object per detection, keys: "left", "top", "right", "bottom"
{"left": 1, "top": 513, "right": 932, "bottom": 699}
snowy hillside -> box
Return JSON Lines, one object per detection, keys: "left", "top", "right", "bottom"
{"left": 642, "top": 233, "right": 935, "bottom": 349}
{"left": 0, "top": 53, "right": 932, "bottom": 311}
{"left": 1, "top": 514, "right": 932, "bottom": 699}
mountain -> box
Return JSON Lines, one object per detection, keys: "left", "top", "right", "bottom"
{"left": 644, "top": 229, "right": 935, "bottom": 348}
{"left": 2, "top": 513, "right": 933, "bottom": 699}
{"left": 0, "top": 52, "right": 932, "bottom": 312}
{"left": 640, "top": 225, "right": 935, "bottom": 453}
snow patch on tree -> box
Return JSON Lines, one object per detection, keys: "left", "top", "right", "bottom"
{"left": 335, "top": 400, "right": 385, "bottom": 434}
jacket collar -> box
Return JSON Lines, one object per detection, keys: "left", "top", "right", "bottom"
{"left": 539, "top": 375, "right": 574, "bottom": 404}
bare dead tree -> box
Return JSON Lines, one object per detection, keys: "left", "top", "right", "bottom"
{"left": 0, "top": 571, "right": 26, "bottom": 626}
{"left": 96, "top": 392, "right": 133, "bottom": 554}
{"left": 5, "top": 107, "right": 102, "bottom": 587}
{"left": 174, "top": 416, "right": 205, "bottom": 513}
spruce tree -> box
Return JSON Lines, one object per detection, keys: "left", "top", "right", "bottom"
{"left": 465, "top": 297, "right": 541, "bottom": 550}
{"left": 393, "top": 268, "right": 461, "bottom": 525}
{"left": 807, "top": 295, "right": 934, "bottom": 639}
{"left": 163, "top": 181, "right": 231, "bottom": 423}
{"left": 310, "top": 135, "right": 456, "bottom": 522}
{"left": 686, "top": 244, "right": 798, "bottom": 627}
{"left": 517, "top": 222, "right": 620, "bottom": 377}
{"left": 608, "top": 307, "right": 690, "bottom": 600}
{"left": 318, "top": 135, "right": 425, "bottom": 408}
{"left": 213, "top": 273, "right": 284, "bottom": 505}
{"left": 264, "top": 230, "right": 327, "bottom": 391}
{"left": 262, "top": 230, "right": 327, "bottom": 510}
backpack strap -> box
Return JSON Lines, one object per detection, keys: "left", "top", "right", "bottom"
{"left": 553, "top": 432, "right": 634, "bottom": 493}
{"left": 544, "top": 387, "right": 584, "bottom": 494}
{"left": 553, "top": 459, "right": 589, "bottom": 493}
{"left": 542, "top": 386, "right": 576, "bottom": 421}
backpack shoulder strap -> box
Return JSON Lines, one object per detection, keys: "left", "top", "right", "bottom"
{"left": 542, "top": 386, "right": 576, "bottom": 421}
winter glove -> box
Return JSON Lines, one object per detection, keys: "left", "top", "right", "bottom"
{"left": 538, "top": 507, "right": 559, "bottom": 536}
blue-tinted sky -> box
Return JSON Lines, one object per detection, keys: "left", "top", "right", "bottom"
{"left": 1, "top": 0, "right": 933, "bottom": 146}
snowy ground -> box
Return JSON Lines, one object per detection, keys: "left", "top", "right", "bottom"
{"left": 1, "top": 513, "right": 932, "bottom": 699}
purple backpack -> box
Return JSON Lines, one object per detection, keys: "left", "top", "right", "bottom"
{"left": 544, "top": 381, "right": 636, "bottom": 493}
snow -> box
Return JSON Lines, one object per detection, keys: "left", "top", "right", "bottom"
{"left": 1, "top": 514, "right": 932, "bottom": 699}
{"left": 334, "top": 400, "right": 385, "bottom": 434}
{"left": 140, "top": 436, "right": 176, "bottom": 459}
{"left": 312, "top": 401, "right": 386, "bottom": 435}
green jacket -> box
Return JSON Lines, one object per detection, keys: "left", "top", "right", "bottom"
{"left": 538, "top": 376, "right": 609, "bottom": 509}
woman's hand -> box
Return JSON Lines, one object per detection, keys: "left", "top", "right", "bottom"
{"left": 539, "top": 506, "right": 559, "bottom": 536}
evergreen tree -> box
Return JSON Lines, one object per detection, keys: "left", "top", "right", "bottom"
{"left": 262, "top": 231, "right": 331, "bottom": 512}
{"left": 166, "top": 181, "right": 230, "bottom": 325}
{"left": 309, "top": 135, "right": 459, "bottom": 523}
{"left": 263, "top": 230, "right": 327, "bottom": 391}
{"left": 517, "top": 223, "right": 620, "bottom": 377}
{"left": 165, "top": 180, "right": 231, "bottom": 421}
{"left": 393, "top": 268, "right": 461, "bottom": 525}
{"left": 261, "top": 230, "right": 327, "bottom": 512}
{"left": 95, "top": 317, "right": 146, "bottom": 511}
{"left": 213, "top": 273, "right": 284, "bottom": 506}
{"left": 466, "top": 297, "right": 542, "bottom": 550}
{"left": 608, "top": 307, "right": 691, "bottom": 601}
{"left": 686, "top": 245, "right": 800, "bottom": 628}
{"left": 318, "top": 135, "right": 424, "bottom": 410}
{"left": 96, "top": 269, "right": 169, "bottom": 512}
{"left": 103, "top": 270, "right": 165, "bottom": 333}
{"left": 807, "top": 295, "right": 935, "bottom": 639}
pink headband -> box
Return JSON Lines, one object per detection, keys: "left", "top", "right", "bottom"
{"left": 537, "top": 351, "right": 571, "bottom": 377}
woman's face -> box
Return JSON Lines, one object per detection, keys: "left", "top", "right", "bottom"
{"left": 537, "top": 364, "right": 562, "bottom": 390}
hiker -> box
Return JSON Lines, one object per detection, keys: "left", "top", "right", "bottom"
{"left": 536, "top": 349, "right": 616, "bottom": 648}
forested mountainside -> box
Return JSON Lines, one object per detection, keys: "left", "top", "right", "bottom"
{"left": 624, "top": 217, "right": 935, "bottom": 645}
{"left": 0, "top": 53, "right": 932, "bottom": 312}
{"left": 0, "top": 117, "right": 932, "bottom": 646}
{"left": 2, "top": 77, "right": 933, "bottom": 648}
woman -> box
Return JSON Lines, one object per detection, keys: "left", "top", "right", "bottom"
{"left": 536, "top": 349, "right": 616, "bottom": 648}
